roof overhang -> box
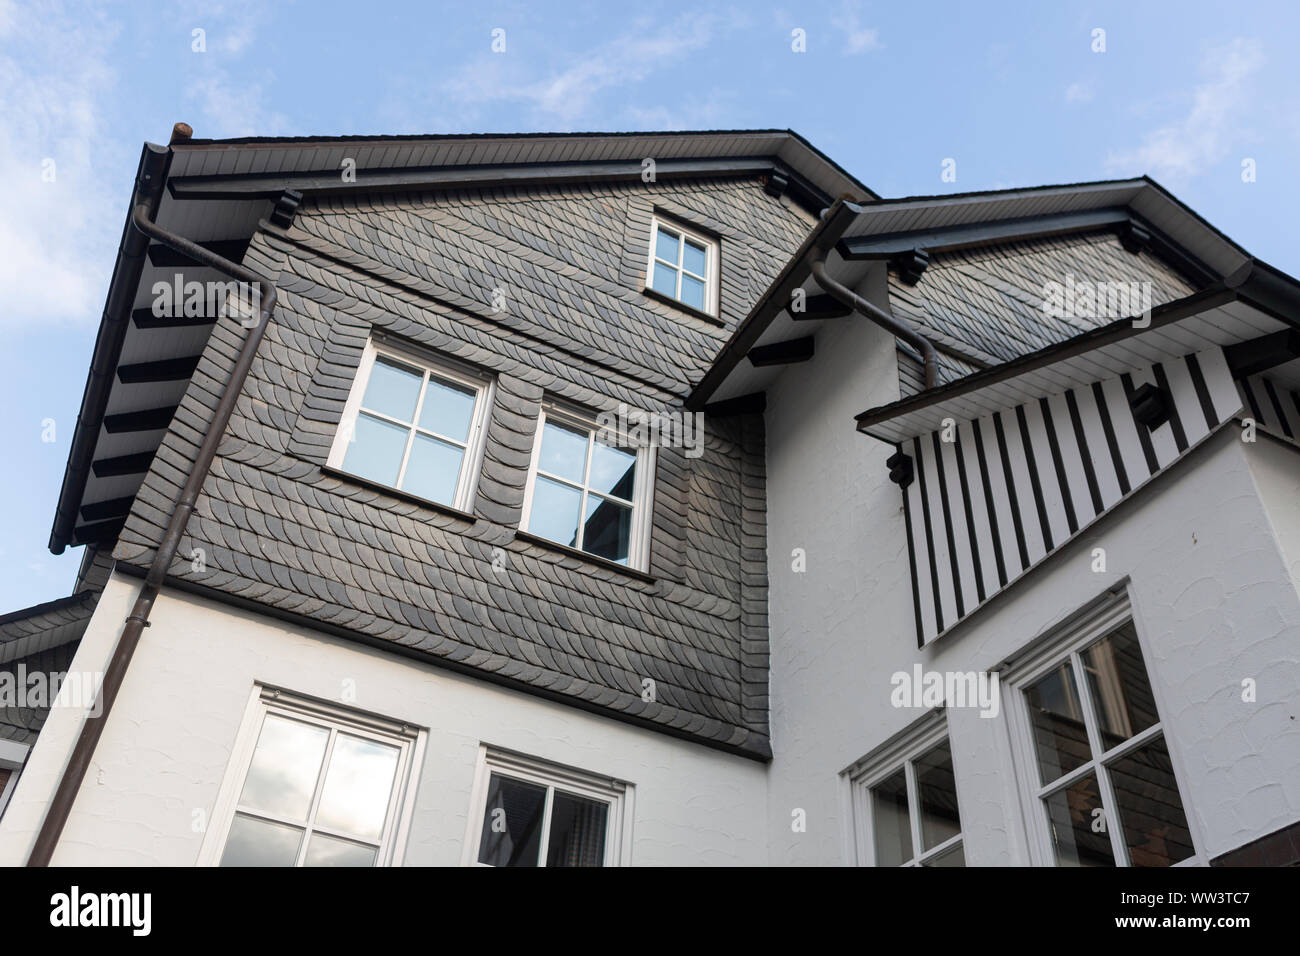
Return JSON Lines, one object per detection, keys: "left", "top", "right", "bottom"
{"left": 690, "top": 178, "right": 1266, "bottom": 412}
{"left": 854, "top": 279, "right": 1300, "bottom": 444}
{"left": 165, "top": 129, "right": 877, "bottom": 212}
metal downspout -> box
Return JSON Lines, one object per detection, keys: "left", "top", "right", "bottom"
{"left": 27, "top": 138, "right": 280, "bottom": 866}
{"left": 809, "top": 255, "right": 940, "bottom": 389}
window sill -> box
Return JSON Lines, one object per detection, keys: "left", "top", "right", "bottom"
{"left": 319, "top": 465, "right": 479, "bottom": 523}
{"left": 641, "top": 287, "right": 725, "bottom": 327}
{"left": 514, "top": 530, "right": 657, "bottom": 585}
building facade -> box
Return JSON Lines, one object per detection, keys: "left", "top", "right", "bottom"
{"left": 1, "top": 130, "right": 1297, "bottom": 866}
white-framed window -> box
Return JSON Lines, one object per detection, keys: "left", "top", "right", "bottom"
{"left": 463, "top": 746, "right": 634, "bottom": 867}
{"left": 199, "top": 687, "right": 425, "bottom": 867}
{"left": 520, "top": 404, "right": 654, "bottom": 570}
{"left": 645, "top": 216, "right": 719, "bottom": 315}
{"left": 844, "top": 712, "right": 966, "bottom": 866}
{"left": 1004, "top": 596, "right": 1199, "bottom": 867}
{"left": 0, "top": 738, "right": 29, "bottom": 820}
{"left": 327, "top": 338, "right": 493, "bottom": 511}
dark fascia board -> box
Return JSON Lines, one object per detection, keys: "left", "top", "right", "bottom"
{"left": 687, "top": 200, "right": 862, "bottom": 410}
{"left": 174, "top": 127, "right": 879, "bottom": 202}
{"left": 841, "top": 206, "right": 1218, "bottom": 288}
{"left": 168, "top": 156, "right": 842, "bottom": 216}
{"left": 854, "top": 285, "right": 1241, "bottom": 430}
{"left": 49, "top": 142, "right": 171, "bottom": 555}
{"left": 838, "top": 207, "right": 1132, "bottom": 259}
{"left": 114, "top": 561, "right": 774, "bottom": 762}
{"left": 851, "top": 176, "right": 1148, "bottom": 208}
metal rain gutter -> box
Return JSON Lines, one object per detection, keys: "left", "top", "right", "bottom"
{"left": 48, "top": 145, "right": 170, "bottom": 554}
{"left": 28, "top": 130, "right": 281, "bottom": 867}
{"left": 809, "top": 255, "right": 939, "bottom": 389}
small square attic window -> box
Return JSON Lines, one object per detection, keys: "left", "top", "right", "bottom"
{"left": 646, "top": 216, "right": 718, "bottom": 316}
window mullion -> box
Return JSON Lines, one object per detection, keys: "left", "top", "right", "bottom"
{"left": 537, "top": 787, "right": 556, "bottom": 867}
{"left": 1095, "top": 759, "right": 1130, "bottom": 866}
{"left": 904, "top": 759, "right": 923, "bottom": 864}
{"left": 295, "top": 726, "right": 338, "bottom": 866}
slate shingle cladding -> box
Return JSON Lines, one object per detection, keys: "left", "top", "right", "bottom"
{"left": 891, "top": 230, "right": 1198, "bottom": 397}
{"left": 1, "top": 593, "right": 96, "bottom": 746}
{"left": 114, "top": 174, "right": 813, "bottom": 758}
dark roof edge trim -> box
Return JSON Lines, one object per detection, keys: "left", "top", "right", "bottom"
{"left": 687, "top": 200, "right": 862, "bottom": 409}
{"left": 48, "top": 143, "right": 172, "bottom": 555}
{"left": 169, "top": 156, "right": 842, "bottom": 216}
{"left": 172, "top": 127, "right": 879, "bottom": 201}
{"left": 0, "top": 590, "right": 96, "bottom": 628}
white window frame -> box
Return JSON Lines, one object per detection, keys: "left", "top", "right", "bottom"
{"left": 645, "top": 215, "right": 719, "bottom": 316}
{"left": 1002, "top": 593, "right": 1205, "bottom": 866}
{"left": 0, "top": 738, "right": 29, "bottom": 820}
{"left": 462, "top": 745, "right": 634, "bottom": 867}
{"left": 519, "top": 404, "right": 656, "bottom": 571}
{"left": 842, "top": 711, "right": 965, "bottom": 866}
{"left": 327, "top": 337, "right": 494, "bottom": 511}
{"left": 197, "top": 686, "right": 426, "bottom": 867}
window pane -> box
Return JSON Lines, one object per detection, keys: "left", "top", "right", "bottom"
{"left": 923, "top": 842, "right": 965, "bottom": 867}
{"left": 343, "top": 413, "right": 409, "bottom": 487}
{"left": 583, "top": 496, "right": 632, "bottom": 564}
{"left": 417, "top": 375, "right": 476, "bottom": 442}
{"left": 1108, "top": 735, "right": 1195, "bottom": 866}
{"left": 870, "top": 769, "right": 912, "bottom": 866}
{"left": 528, "top": 477, "right": 582, "bottom": 548}
{"left": 546, "top": 792, "right": 608, "bottom": 867}
{"left": 1025, "top": 661, "right": 1090, "bottom": 784}
{"left": 220, "top": 814, "right": 304, "bottom": 867}
{"left": 362, "top": 357, "right": 422, "bottom": 422}
{"left": 1082, "top": 624, "right": 1159, "bottom": 752}
{"left": 401, "top": 434, "right": 464, "bottom": 504}
{"left": 652, "top": 261, "right": 678, "bottom": 297}
{"left": 589, "top": 441, "right": 636, "bottom": 501}
{"left": 477, "top": 774, "right": 547, "bottom": 867}
{"left": 680, "top": 273, "right": 706, "bottom": 310}
{"left": 654, "top": 227, "right": 679, "bottom": 264}
{"left": 314, "top": 734, "right": 400, "bottom": 840}
{"left": 1044, "top": 773, "right": 1115, "bottom": 866}
{"left": 303, "top": 833, "right": 378, "bottom": 867}
{"left": 238, "top": 715, "right": 329, "bottom": 821}
{"left": 538, "top": 419, "right": 588, "bottom": 483}
{"left": 915, "top": 741, "right": 962, "bottom": 851}
{"left": 682, "top": 239, "right": 707, "bottom": 277}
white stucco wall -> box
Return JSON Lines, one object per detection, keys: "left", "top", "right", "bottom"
{"left": 762, "top": 285, "right": 1300, "bottom": 864}
{"left": 0, "top": 573, "right": 768, "bottom": 866}
{"left": 1246, "top": 434, "right": 1300, "bottom": 594}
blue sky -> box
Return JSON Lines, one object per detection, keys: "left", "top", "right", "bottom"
{"left": 1, "top": 0, "right": 1297, "bottom": 612}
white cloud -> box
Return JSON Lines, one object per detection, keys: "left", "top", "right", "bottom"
{"left": 832, "top": 2, "right": 881, "bottom": 55}
{"left": 1065, "top": 82, "right": 1093, "bottom": 104}
{"left": 0, "top": 0, "right": 124, "bottom": 327}
{"left": 440, "top": 14, "right": 726, "bottom": 128}
{"left": 1106, "top": 37, "right": 1265, "bottom": 182}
